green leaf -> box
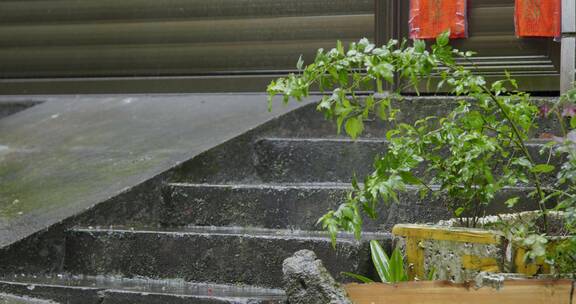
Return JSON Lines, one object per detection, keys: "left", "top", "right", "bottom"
{"left": 414, "top": 39, "right": 426, "bottom": 53}
{"left": 378, "top": 102, "right": 388, "bottom": 121}
{"left": 465, "top": 111, "right": 484, "bottom": 129}
{"left": 336, "top": 115, "right": 345, "bottom": 135}
{"left": 341, "top": 272, "right": 375, "bottom": 283}
{"left": 317, "top": 96, "right": 332, "bottom": 111}
{"left": 436, "top": 30, "right": 450, "bottom": 47}
{"left": 267, "top": 94, "right": 273, "bottom": 112}
{"left": 427, "top": 267, "right": 437, "bottom": 281}
{"left": 513, "top": 157, "right": 532, "bottom": 168}
{"left": 389, "top": 247, "right": 408, "bottom": 282}
{"left": 571, "top": 115, "right": 576, "bottom": 129}
{"left": 296, "top": 55, "right": 304, "bottom": 70}
{"left": 338, "top": 70, "right": 349, "bottom": 86}
{"left": 336, "top": 40, "right": 345, "bottom": 55}
{"left": 345, "top": 116, "right": 364, "bottom": 139}
{"left": 328, "top": 67, "right": 339, "bottom": 81}
{"left": 374, "top": 62, "right": 394, "bottom": 84}
{"left": 504, "top": 197, "right": 520, "bottom": 208}
{"left": 370, "top": 240, "right": 392, "bottom": 283}
{"left": 399, "top": 171, "right": 420, "bottom": 185}
{"left": 376, "top": 77, "right": 384, "bottom": 93}
{"left": 386, "top": 129, "right": 400, "bottom": 141}
{"left": 454, "top": 207, "right": 465, "bottom": 217}
{"left": 530, "top": 164, "right": 556, "bottom": 174}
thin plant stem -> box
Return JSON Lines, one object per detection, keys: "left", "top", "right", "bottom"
{"left": 483, "top": 88, "right": 549, "bottom": 232}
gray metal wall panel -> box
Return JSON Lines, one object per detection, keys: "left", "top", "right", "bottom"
{"left": 0, "top": 0, "right": 374, "bottom": 93}
{"left": 0, "top": 0, "right": 562, "bottom": 93}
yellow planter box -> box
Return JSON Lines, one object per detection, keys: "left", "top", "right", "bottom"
{"left": 392, "top": 224, "right": 557, "bottom": 281}
{"left": 392, "top": 224, "right": 505, "bottom": 281}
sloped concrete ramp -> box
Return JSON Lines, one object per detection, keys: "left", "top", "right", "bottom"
{"left": 0, "top": 94, "right": 308, "bottom": 248}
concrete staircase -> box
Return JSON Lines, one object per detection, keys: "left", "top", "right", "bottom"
{"left": 0, "top": 97, "right": 555, "bottom": 303}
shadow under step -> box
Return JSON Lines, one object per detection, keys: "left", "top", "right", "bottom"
{"left": 0, "top": 100, "right": 41, "bottom": 120}
{"left": 0, "top": 274, "right": 285, "bottom": 304}
{"left": 64, "top": 225, "right": 391, "bottom": 289}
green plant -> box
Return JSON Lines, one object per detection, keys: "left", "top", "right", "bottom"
{"left": 268, "top": 33, "right": 548, "bottom": 230}
{"left": 267, "top": 33, "right": 574, "bottom": 274}
{"left": 342, "top": 241, "right": 409, "bottom": 283}
{"left": 541, "top": 87, "right": 576, "bottom": 274}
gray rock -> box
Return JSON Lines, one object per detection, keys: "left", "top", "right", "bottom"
{"left": 282, "top": 250, "right": 352, "bottom": 304}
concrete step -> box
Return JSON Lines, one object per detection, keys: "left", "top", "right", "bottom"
{"left": 162, "top": 183, "right": 542, "bottom": 231}
{"left": 0, "top": 274, "right": 285, "bottom": 304}
{"left": 64, "top": 226, "right": 390, "bottom": 288}
{"left": 254, "top": 137, "right": 560, "bottom": 183}
{"left": 253, "top": 138, "right": 384, "bottom": 183}
{"left": 169, "top": 97, "right": 562, "bottom": 185}
{"left": 269, "top": 97, "right": 560, "bottom": 139}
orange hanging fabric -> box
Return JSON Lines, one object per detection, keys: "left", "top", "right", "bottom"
{"left": 515, "top": 0, "right": 561, "bottom": 37}
{"left": 409, "top": 0, "right": 468, "bottom": 39}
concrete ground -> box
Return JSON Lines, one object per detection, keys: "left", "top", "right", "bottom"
{"left": 0, "top": 94, "right": 310, "bottom": 248}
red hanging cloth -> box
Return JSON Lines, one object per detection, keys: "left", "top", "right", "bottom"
{"left": 515, "top": 0, "right": 561, "bottom": 37}
{"left": 409, "top": 0, "right": 468, "bottom": 39}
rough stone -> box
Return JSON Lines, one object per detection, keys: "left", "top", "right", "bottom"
{"left": 282, "top": 250, "right": 352, "bottom": 304}
{"left": 164, "top": 183, "right": 541, "bottom": 232}
{"left": 0, "top": 293, "right": 59, "bottom": 304}
{"left": 253, "top": 138, "right": 560, "bottom": 185}
{"left": 64, "top": 226, "right": 386, "bottom": 288}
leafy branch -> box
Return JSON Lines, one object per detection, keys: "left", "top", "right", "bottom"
{"left": 267, "top": 33, "right": 562, "bottom": 252}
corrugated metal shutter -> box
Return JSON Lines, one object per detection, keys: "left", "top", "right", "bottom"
{"left": 0, "top": 0, "right": 374, "bottom": 94}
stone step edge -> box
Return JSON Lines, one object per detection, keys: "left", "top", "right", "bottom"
{"left": 0, "top": 292, "right": 57, "bottom": 304}
{"left": 69, "top": 225, "right": 391, "bottom": 243}
{"left": 257, "top": 137, "right": 553, "bottom": 145}
{"left": 166, "top": 182, "right": 537, "bottom": 193}
{"left": 0, "top": 275, "right": 286, "bottom": 301}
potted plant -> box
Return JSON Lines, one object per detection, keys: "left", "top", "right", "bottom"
{"left": 267, "top": 32, "right": 576, "bottom": 282}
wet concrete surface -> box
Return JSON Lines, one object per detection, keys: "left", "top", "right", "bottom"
{"left": 63, "top": 225, "right": 389, "bottom": 288}
{"left": 253, "top": 138, "right": 561, "bottom": 184}
{"left": 163, "top": 183, "right": 542, "bottom": 231}
{"left": 0, "top": 94, "right": 310, "bottom": 248}
{"left": 0, "top": 274, "right": 286, "bottom": 303}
